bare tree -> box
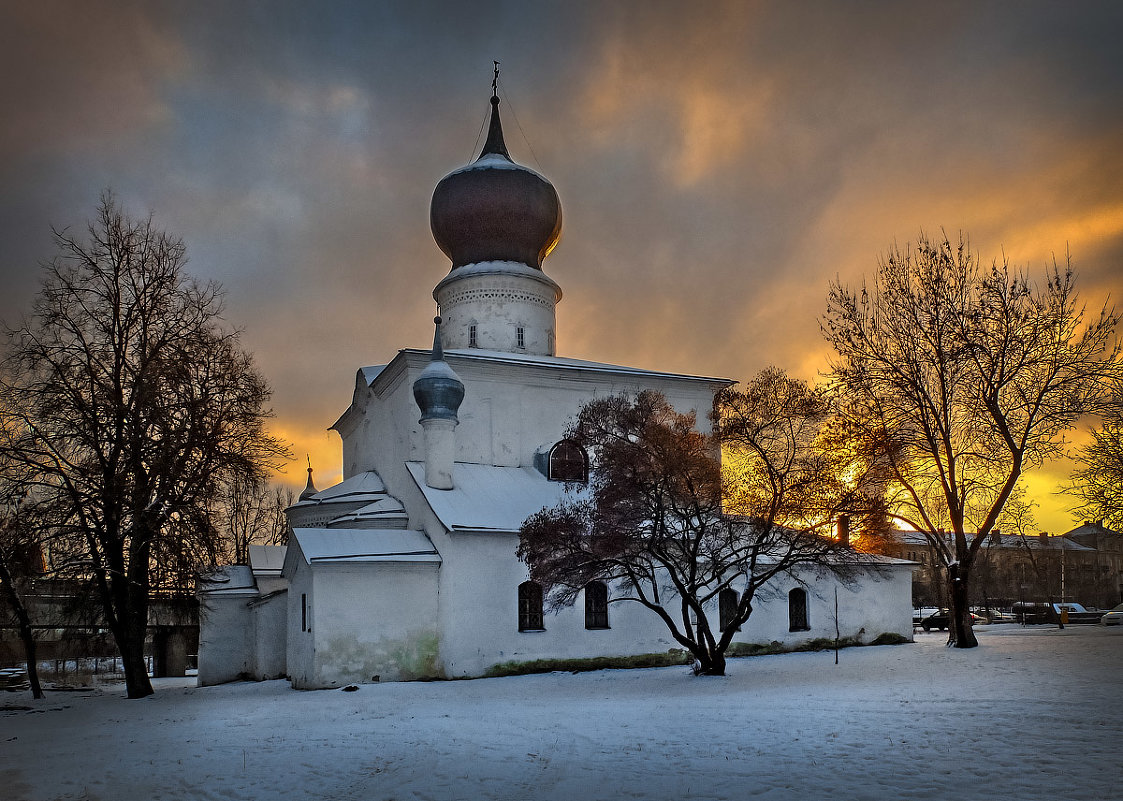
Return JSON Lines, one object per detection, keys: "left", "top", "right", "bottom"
{"left": 0, "top": 194, "right": 289, "bottom": 697}
{"left": 0, "top": 469, "right": 45, "bottom": 699}
{"left": 213, "top": 478, "right": 293, "bottom": 565}
{"left": 518, "top": 380, "right": 886, "bottom": 677}
{"left": 1067, "top": 408, "right": 1123, "bottom": 530}
{"left": 823, "top": 232, "right": 1121, "bottom": 647}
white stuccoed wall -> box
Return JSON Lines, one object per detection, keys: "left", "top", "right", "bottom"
{"left": 306, "top": 562, "right": 440, "bottom": 687}
{"left": 197, "top": 591, "right": 256, "bottom": 685}
{"left": 434, "top": 262, "right": 561, "bottom": 356}
{"left": 284, "top": 542, "right": 315, "bottom": 688}
{"left": 251, "top": 593, "right": 288, "bottom": 681}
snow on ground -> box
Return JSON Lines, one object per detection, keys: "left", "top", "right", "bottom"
{"left": 2, "top": 625, "right": 1120, "bottom": 801}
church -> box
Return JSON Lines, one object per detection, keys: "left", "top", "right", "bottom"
{"left": 197, "top": 86, "right": 914, "bottom": 688}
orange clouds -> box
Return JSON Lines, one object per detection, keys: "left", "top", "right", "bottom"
{"left": 3, "top": 2, "right": 1120, "bottom": 538}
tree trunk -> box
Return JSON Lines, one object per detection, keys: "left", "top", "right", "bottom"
{"left": 105, "top": 555, "right": 155, "bottom": 699}
{"left": 119, "top": 633, "right": 153, "bottom": 698}
{"left": 947, "top": 562, "right": 978, "bottom": 648}
{"left": 693, "top": 650, "right": 727, "bottom": 676}
{"left": 0, "top": 559, "right": 44, "bottom": 699}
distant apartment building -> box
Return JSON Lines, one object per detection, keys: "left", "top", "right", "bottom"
{"left": 891, "top": 521, "right": 1123, "bottom": 610}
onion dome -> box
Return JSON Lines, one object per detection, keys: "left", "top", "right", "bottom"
{"left": 430, "top": 92, "right": 562, "bottom": 270}
{"left": 413, "top": 317, "right": 465, "bottom": 423}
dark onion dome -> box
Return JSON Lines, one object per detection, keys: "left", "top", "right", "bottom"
{"left": 430, "top": 94, "right": 562, "bottom": 270}
{"left": 413, "top": 318, "right": 465, "bottom": 423}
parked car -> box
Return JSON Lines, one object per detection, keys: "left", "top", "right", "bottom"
{"left": 912, "top": 607, "right": 940, "bottom": 625}
{"left": 1101, "top": 604, "right": 1123, "bottom": 626}
{"left": 1012, "top": 601, "right": 1104, "bottom": 624}
{"left": 1052, "top": 603, "right": 1103, "bottom": 624}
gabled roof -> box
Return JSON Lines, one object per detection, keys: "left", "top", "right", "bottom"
{"left": 326, "top": 497, "right": 408, "bottom": 528}
{"left": 407, "top": 461, "right": 584, "bottom": 533}
{"left": 1063, "top": 521, "right": 1123, "bottom": 539}
{"left": 406, "top": 348, "right": 731, "bottom": 386}
{"left": 897, "top": 530, "right": 1096, "bottom": 551}
{"left": 197, "top": 565, "right": 258, "bottom": 596}
{"left": 248, "top": 545, "right": 287, "bottom": 576}
{"left": 289, "top": 528, "right": 441, "bottom": 563}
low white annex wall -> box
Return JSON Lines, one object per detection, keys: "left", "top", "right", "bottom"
{"left": 197, "top": 593, "right": 255, "bottom": 686}
{"left": 308, "top": 561, "right": 441, "bottom": 688}
{"left": 252, "top": 592, "right": 288, "bottom": 681}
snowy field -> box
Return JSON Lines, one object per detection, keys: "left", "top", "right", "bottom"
{"left": 2, "top": 625, "right": 1120, "bottom": 801}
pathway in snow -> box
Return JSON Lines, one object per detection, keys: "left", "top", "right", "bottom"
{"left": 1, "top": 625, "right": 1120, "bottom": 801}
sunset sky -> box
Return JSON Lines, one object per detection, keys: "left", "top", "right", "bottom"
{"left": 2, "top": 1, "right": 1120, "bottom": 533}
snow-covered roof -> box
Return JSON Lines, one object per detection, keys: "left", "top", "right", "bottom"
{"left": 326, "top": 496, "right": 409, "bottom": 528}
{"left": 290, "top": 528, "right": 441, "bottom": 563}
{"left": 355, "top": 348, "right": 732, "bottom": 392}
{"left": 429, "top": 349, "right": 732, "bottom": 386}
{"left": 1063, "top": 521, "right": 1123, "bottom": 539}
{"left": 407, "top": 461, "right": 583, "bottom": 533}
{"left": 291, "top": 471, "right": 388, "bottom": 507}
{"left": 249, "top": 545, "right": 287, "bottom": 576}
{"left": 197, "top": 565, "right": 258, "bottom": 595}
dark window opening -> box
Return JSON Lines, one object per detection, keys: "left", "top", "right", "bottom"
{"left": 518, "top": 581, "right": 544, "bottom": 631}
{"left": 789, "top": 587, "right": 809, "bottom": 632}
{"left": 548, "top": 440, "right": 588, "bottom": 483}
{"left": 719, "top": 588, "right": 740, "bottom": 632}
{"left": 301, "top": 593, "right": 308, "bottom": 632}
{"left": 517, "top": 326, "right": 525, "bottom": 349}
{"left": 585, "top": 581, "right": 609, "bottom": 629}
{"left": 469, "top": 324, "right": 478, "bottom": 348}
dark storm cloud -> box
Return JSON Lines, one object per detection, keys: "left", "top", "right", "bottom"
{"left": 1, "top": 1, "right": 1120, "bottom": 528}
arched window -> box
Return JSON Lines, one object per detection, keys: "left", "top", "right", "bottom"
{"left": 789, "top": 587, "right": 809, "bottom": 632}
{"left": 719, "top": 588, "right": 740, "bottom": 632}
{"left": 469, "top": 324, "right": 478, "bottom": 348}
{"left": 548, "top": 440, "right": 587, "bottom": 482}
{"left": 518, "top": 581, "right": 544, "bottom": 631}
{"left": 584, "top": 581, "right": 609, "bottom": 629}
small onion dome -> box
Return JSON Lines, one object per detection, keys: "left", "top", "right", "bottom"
{"left": 430, "top": 94, "right": 562, "bottom": 270}
{"left": 413, "top": 317, "right": 465, "bottom": 423}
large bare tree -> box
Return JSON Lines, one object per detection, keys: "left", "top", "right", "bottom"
{"left": 823, "top": 232, "right": 1121, "bottom": 647}
{"left": 518, "top": 378, "right": 887, "bottom": 677}
{"left": 0, "top": 195, "right": 288, "bottom": 697}
{"left": 1066, "top": 408, "right": 1123, "bottom": 530}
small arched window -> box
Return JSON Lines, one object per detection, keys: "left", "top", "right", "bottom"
{"left": 518, "top": 581, "right": 544, "bottom": 632}
{"left": 548, "top": 440, "right": 587, "bottom": 483}
{"left": 584, "top": 581, "right": 609, "bottom": 629}
{"left": 789, "top": 587, "right": 809, "bottom": 632}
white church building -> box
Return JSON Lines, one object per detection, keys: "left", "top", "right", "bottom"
{"left": 197, "top": 88, "right": 913, "bottom": 688}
